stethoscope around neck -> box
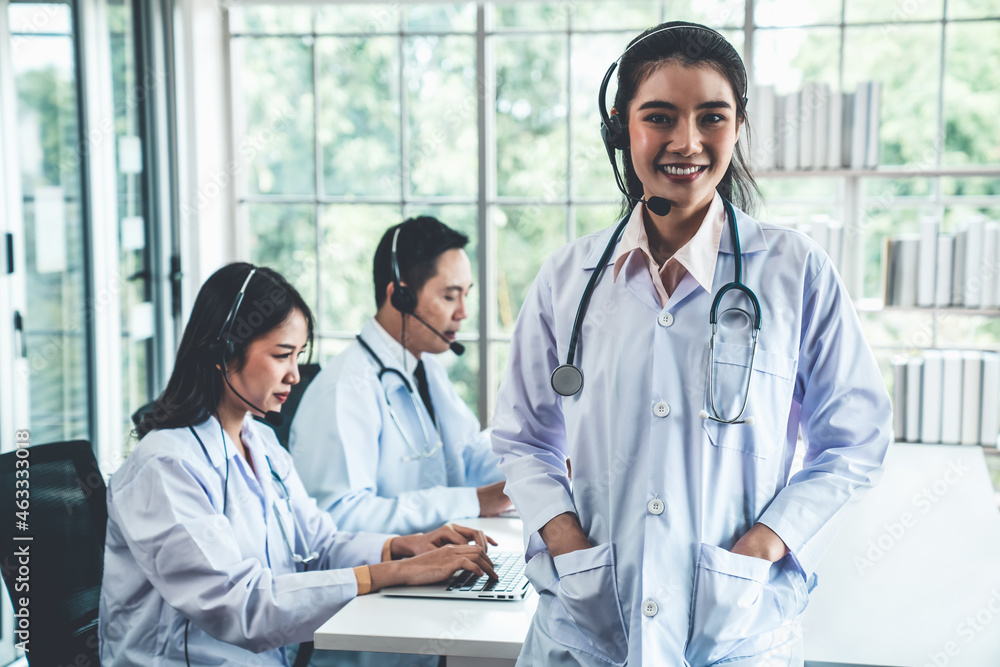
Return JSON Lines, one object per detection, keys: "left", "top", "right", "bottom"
{"left": 550, "top": 196, "right": 763, "bottom": 425}
{"left": 355, "top": 335, "right": 444, "bottom": 461}
{"left": 188, "top": 423, "right": 319, "bottom": 565}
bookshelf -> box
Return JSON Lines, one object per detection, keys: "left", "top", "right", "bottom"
{"left": 756, "top": 166, "right": 1000, "bottom": 299}
{"left": 754, "top": 164, "right": 1000, "bottom": 450}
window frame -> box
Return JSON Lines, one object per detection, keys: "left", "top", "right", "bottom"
{"left": 227, "top": 0, "right": 1000, "bottom": 425}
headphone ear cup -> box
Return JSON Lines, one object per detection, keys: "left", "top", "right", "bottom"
{"left": 209, "top": 336, "right": 235, "bottom": 363}
{"left": 601, "top": 114, "right": 629, "bottom": 151}
{"left": 391, "top": 285, "right": 418, "bottom": 315}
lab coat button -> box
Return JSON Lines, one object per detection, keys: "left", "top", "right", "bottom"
{"left": 657, "top": 312, "right": 674, "bottom": 327}
{"left": 647, "top": 498, "right": 664, "bottom": 515}
{"left": 653, "top": 401, "right": 670, "bottom": 417}
{"left": 642, "top": 599, "right": 658, "bottom": 617}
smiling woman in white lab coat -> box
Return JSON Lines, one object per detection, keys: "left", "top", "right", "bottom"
{"left": 491, "top": 22, "right": 892, "bottom": 667}
{"left": 100, "top": 263, "right": 496, "bottom": 667}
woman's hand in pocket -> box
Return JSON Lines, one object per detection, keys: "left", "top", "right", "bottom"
{"left": 730, "top": 523, "right": 788, "bottom": 563}
{"left": 540, "top": 512, "right": 592, "bottom": 557}
{"left": 547, "top": 544, "right": 629, "bottom": 665}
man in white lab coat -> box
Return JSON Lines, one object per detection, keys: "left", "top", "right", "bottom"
{"left": 290, "top": 217, "right": 510, "bottom": 667}
{"left": 292, "top": 216, "right": 510, "bottom": 532}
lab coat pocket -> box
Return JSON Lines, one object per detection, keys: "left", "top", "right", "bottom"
{"left": 686, "top": 544, "right": 810, "bottom": 666}
{"left": 703, "top": 344, "right": 797, "bottom": 459}
{"left": 525, "top": 544, "right": 629, "bottom": 665}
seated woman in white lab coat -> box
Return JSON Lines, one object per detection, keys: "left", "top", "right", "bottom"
{"left": 99, "top": 262, "right": 496, "bottom": 667}
{"left": 492, "top": 21, "right": 892, "bottom": 667}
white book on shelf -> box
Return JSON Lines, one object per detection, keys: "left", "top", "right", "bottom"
{"left": 813, "top": 84, "right": 830, "bottom": 170}
{"left": 799, "top": 82, "right": 816, "bottom": 170}
{"left": 917, "top": 217, "right": 938, "bottom": 307}
{"left": 964, "top": 216, "right": 985, "bottom": 308}
{"left": 751, "top": 84, "right": 777, "bottom": 171}
{"left": 884, "top": 237, "right": 901, "bottom": 306}
{"left": 892, "top": 355, "right": 907, "bottom": 440}
{"left": 935, "top": 234, "right": 955, "bottom": 307}
{"left": 865, "top": 81, "right": 882, "bottom": 168}
{"left": 961, "top": 351, "right": 983, "bottom": 446}
{"left": 905, "top": 356, "right": 923, "bottom": 443}
{"left": 781, "top": 91, "right": 800, "bottom": 171}
{"left": 980, "top": 352, "right": 1000, "bottom": 447}
{"left": 941, "top": 350, "right": 964, "bottom": 444}
{"left": 809, "top": 215, "right": 830, "bottom": 252}
{"left": 897, "top": 235, "right": 920, "bottom": 307}
{"left": 983, "top": 222, "right": 1000, "bottom": 309}
{"left": 827, "top": 91, "right": 844, "bottom": 169}
{"left": 920, "top": 350, "right": 944, "bottom": 445}
{"left": 951, "top": 227, "right": 967, "bottom": 306}
{"left": 850, "top": 82, "right": 869, "bottom": 170}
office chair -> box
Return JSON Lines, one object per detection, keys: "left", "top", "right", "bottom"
{"left": 0, "top": 440, "right": 107, "bottom": 666}
{"left": 263, "top": 362, "right": 321, "bottom": 449}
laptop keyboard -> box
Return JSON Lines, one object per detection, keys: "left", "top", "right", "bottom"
{"left": 445, "top": 550, "right": 527, "bottom": 594}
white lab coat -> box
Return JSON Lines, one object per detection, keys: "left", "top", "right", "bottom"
{"left": 290, "top": 318, "right": 503, "bottom": 535}
{"left": 492, "top": 204, "right": 892, "bottom": 666}
{"left": 99, "top": 414, "right": 393, "bottom": 666}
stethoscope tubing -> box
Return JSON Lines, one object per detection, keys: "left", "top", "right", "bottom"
{"left": 553, "top": 196, "right": 763, "bottom": 423}
{"left": 356, "top": 334, "right": 443, "bottom": 461}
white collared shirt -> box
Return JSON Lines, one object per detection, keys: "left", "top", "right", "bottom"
{"left": 612, "top": 192, "right": 726, "bottom": 305}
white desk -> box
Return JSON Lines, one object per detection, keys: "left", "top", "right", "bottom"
{"left": 316, "top": 446, "right": 1000, "bottom": 666}
{"left": 314, "top": 517, "right": 531, "bottom": 666}
{"left": 803, "top": 444, "right": 1000, "bottom": 666}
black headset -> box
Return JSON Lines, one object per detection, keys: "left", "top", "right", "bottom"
{"left": 385, "top": 224, "right": 465, "bottom": 356}
{"left": 550, "top": 24, "right": 754, "bottom": 397}
{"left": 597, "top": 23, "right": 749, "bottom": 217}
{"left": 389, "top": 226, "right": 418, "bottom": 315}
{"left": 209, "top": 266, "right": 284, "bottom": 426}
{"left": 210, "top": 266, "right": 257, "bottom": 363}
{"left": 599, "top": 23, "right": 749, "bottom": 150}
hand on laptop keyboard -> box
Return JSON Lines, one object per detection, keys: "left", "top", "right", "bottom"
{"left": 447, "top": 551, "right": 523, "bottom": 592}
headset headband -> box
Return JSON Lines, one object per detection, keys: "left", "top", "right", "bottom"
{"left": 599, "top": 23, "right": 749, "bottom": 141}
{"left": 389, "top": 225, "right": 418, "bottom": 314}
{"left": 215, "top": 267, "right": 257, "bottom": 356}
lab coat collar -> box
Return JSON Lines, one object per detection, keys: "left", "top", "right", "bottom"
{"left": 360, "top": 317, "right": 419, "bottom": 378}
{"left": 719, "top": 206, "right": 769, "bottom": 256}
{"left": 580, "top": 203, "right": 768, "bottom": 270}
{"left": 189, "top": 413, "right": 263, "bottom": 472}
{"left": 581, "top": 215, "right": 629, "bottom": 271}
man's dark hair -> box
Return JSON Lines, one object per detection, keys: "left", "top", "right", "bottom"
{"left": 373, "top": 216, "right": 469, "bottom": 309}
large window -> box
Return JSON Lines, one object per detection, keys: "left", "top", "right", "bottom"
{"left": 8, "top": 0, "right": 90, "bottom": 445}
{"left": 229, "top": 0, "right": 1000, "bottom": 425}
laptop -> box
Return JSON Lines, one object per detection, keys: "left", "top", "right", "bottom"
{"left": 381, "top": 550, "right": 531, "bottom": 601}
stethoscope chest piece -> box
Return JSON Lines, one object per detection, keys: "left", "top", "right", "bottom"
{"left": 551, "top": 364, "right": 584, "bottom": 397}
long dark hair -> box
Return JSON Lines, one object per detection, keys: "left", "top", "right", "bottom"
{"left": 136, "top": 263, "right": 315, "bottom": 439}
{"left": 614, "top": 21, "right": 761, "bottom": 217}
